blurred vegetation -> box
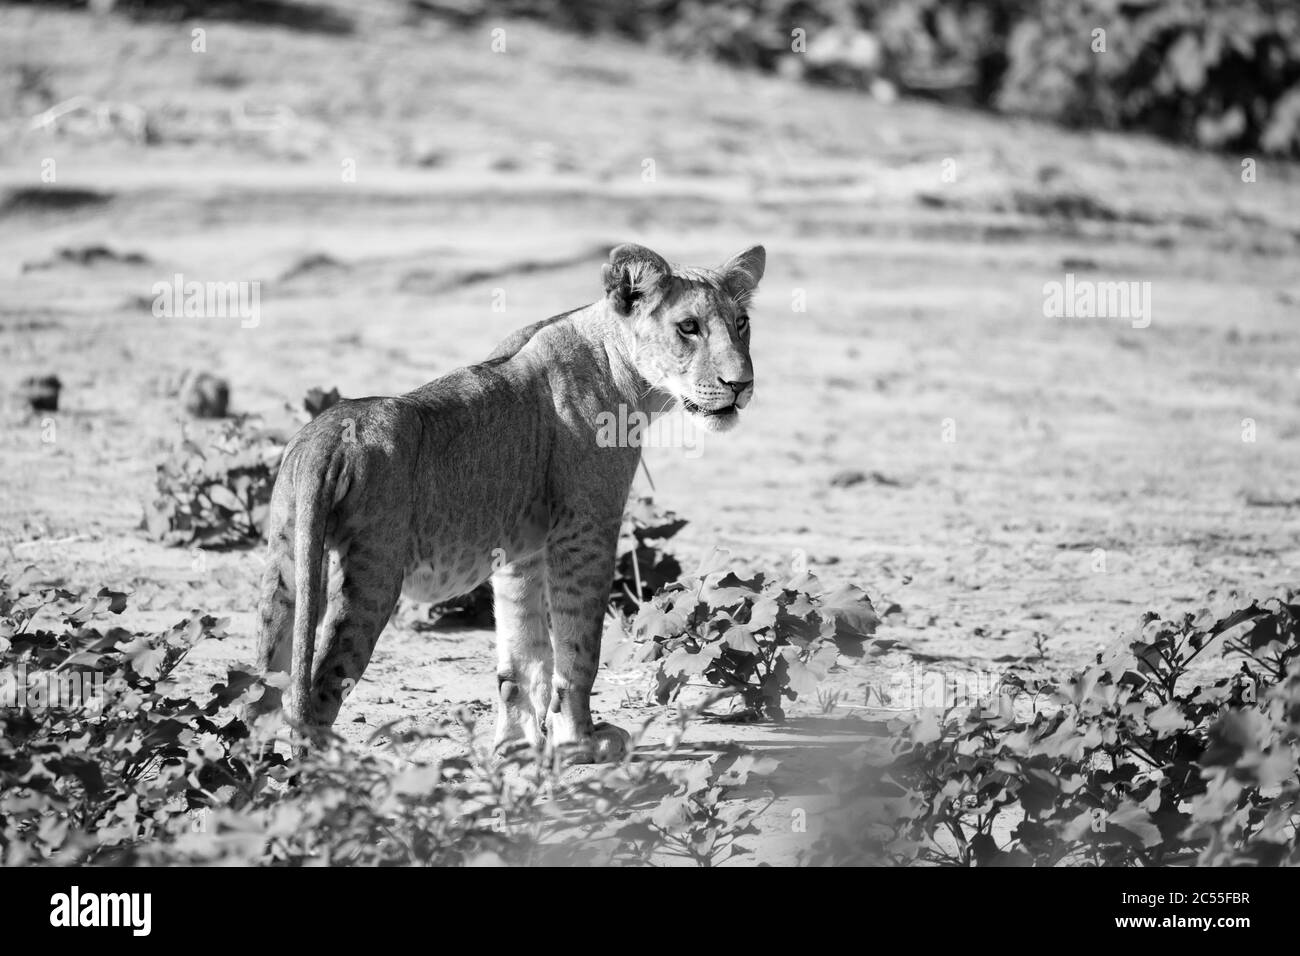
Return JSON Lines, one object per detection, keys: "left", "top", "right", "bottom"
{"left": 18, "top": 0, "right": 1300, "bottom": 154}
{"left": 467, "top": 0, "right": 1300, "bottom": 157}
{"left": 10, "top": 0, "right": 354, "bottom": 34}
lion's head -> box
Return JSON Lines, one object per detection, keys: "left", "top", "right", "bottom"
{"left": 602, "top": 243, "right": 765, "bottom": 433}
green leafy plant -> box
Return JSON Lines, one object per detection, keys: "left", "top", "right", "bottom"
{"left": 0, "top": 576, "right": 773, "bottom": 867}
{"left": 610, "top": 495, "right": 688, "bottom": 615}
{"left": 0, "top": 577, "right": 233, "bottom": 865}
{"left": 142, "top": 418, "right": 280, "bottom": 548}
{"left": 142, "top": 387, "right": 345, "bottom": 549}
{"left": 638, "top": 749, "right": 779, "bottom": 866}
{"left": 634, "top": 559, "right": 886, "bottom": 720}
{"left": 809, "top": 593, "right": 1300, "bottom": 866}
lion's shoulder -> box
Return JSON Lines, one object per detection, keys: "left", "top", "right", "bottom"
{"left": 484, "top": 308, "right": 583, "bottom": 364}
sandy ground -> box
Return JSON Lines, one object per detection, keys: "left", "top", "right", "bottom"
{"left": 2, "top": 3, "right": 1298, "bottom": 863}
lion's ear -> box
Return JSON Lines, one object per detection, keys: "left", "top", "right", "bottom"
{"left": 720, "top": 245, "right": 766, "bottom": 292}
{"left": 602, "top": 243, "right": 670, "bottom": 315}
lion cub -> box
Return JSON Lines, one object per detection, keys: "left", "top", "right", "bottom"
{"left": 252, "top": 243, "right": 765, "bottom": 760}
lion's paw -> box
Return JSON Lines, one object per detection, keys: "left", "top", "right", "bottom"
{"left": 591, "top": 721, "right": 631, "bottom": 763}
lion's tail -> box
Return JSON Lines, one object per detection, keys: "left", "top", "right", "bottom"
{"left": 287, "top": 448, "right": 341, "bottom": 734}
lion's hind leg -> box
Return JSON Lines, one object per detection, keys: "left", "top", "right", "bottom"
{"left": 307, "top": 532, "right": 405, "bottom": 729}
{"left": 250, "top": 488, "right": 296, "bottom": 720}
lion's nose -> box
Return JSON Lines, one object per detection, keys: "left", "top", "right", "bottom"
{"left": 719, "top": 377, "right": 752, "bottom": 397}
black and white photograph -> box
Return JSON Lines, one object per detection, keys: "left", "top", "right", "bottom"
{"left": 0, "top": 0, "right": 1297, "bottom": 908}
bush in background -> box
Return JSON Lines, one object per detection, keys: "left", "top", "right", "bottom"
{"left": 471, "top": 0, "right": 1300, "bottom": 156}
{"left": 142, "top": 417, "right": 279, "bottom": 548}
{"left": 39, "top": 0, "right": 1300, "bottom": 154}
{"left": 997, "top": 0, "right": 1300, "bottom": 155}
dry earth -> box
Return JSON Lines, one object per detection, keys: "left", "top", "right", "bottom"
{"left": 1, "top": 2, "right": 1298, "bottom": 862}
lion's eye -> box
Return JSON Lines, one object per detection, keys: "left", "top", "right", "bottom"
{"left": 677, "top": 319, "right": 700, "bottom": 336}
{"left": 736, "top": 314, "right": 749, "bottom": 333}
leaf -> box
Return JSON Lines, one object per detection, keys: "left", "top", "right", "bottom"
{"left": 969, "top": 832, "right": 1001, "bottom": 866}
{"left": 700, "top": 572, "right": 762, "bottom": 610}
{"left": 1018, "top": 770, "right": 1059, "bottom": 817}
{"left": 807, "top": 642, "right": 838, "bottom": 676}
{"left": 1129, "top": 640, "right": 1167, "bottom": 676}
{"left": 1107, "top": 801, "right": 1162, "bottom": 848}
{"left": 780, "top": 649, "right": 819, "bottom": 698}
{"left": 667, "top": 587, "right": 702, "bottom": 618}
{"left": 623, "top": 496, "right": 687, "bottom": 543}
{"left": 747, "top": 592, "right": 781, "bottom": 632}
{"left": 1201, "top": 709, "right": 1270, "bottom": 767}
{"left": 781, "top": 570, "right": 820, "bottom": 592}
{"left": 209, "top": 668, "right": 262, "bottom": 707}
{"left": 783, "top": 588, "right": 815, "bottom": 614}
{"left": 693, "top": 547, "right": 733, "bottom": 580}
{"left": 820, "top": 584, "right": 880, "bottom": 653}
{"left": 1146, "top": 702, "right": 1191, "bottom": 739}
{"left": 634, "top": 599, "right": 687, "bottom": 641}
{"left": 910, "top": 710, "right": 941, "bottom": 745}
{"left": 94, "top": 588, "right": 129, "bottom": 615}
{"left": 776, "top": 606, "right": 822, "bottom": 648}
{"left": 652, "top": 795, "right": 691, "bottom": 831}
{"left": 721, "top": 625, "right": 760, "bottom": 654}
{"left": 680, "top": 758, "right": 716, "bottom": 796}
{"left": 1243, "top": 616, "right": 1282, "bottom": 652}
{"left": 662, "top": 642, "right": 721, "bottom": 677}
{"left": 117, "top": 636, "right": 167, "bottom": 680}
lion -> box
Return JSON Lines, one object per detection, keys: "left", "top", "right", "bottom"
{"left": 251, "top": 242, "right": 765, "bottom": 761}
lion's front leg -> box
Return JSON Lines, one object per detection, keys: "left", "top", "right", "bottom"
{"left": 543, "top": 523, "right": 629, "bottom": 764}
{"left": 491, "top": 551, "right": 551, "bottom": 754}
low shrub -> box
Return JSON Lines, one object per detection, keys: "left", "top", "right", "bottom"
{"left": 633, "top": 557, "right": 891, "bottom": 719}
{"left": 142, "top": 417, "right": 280, "bottom": 548}
{"left": 810, "top": 593, "right": 1300, "bottom": 866}
{"left": 0, "top": 576, "right": 775, "bottom": 866}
